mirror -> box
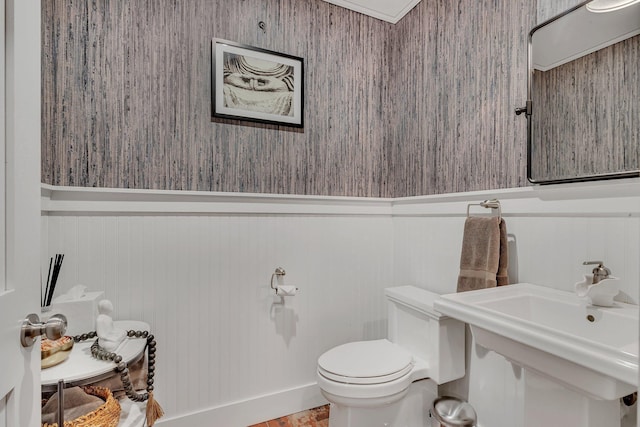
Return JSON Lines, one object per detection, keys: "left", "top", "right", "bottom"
{"left": 525, "top": 0, "right": 640, "bottom": 184}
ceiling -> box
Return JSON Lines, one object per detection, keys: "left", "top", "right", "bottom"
{"left": 320, "top": 0, "right": 422, "bottom": 23}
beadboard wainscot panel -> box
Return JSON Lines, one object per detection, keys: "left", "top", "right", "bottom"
{"left": 41, "top": 0, "right": 392, "bottom": 197}
{"left": 43, "top": 179, "right": 640, "bottom": 426}
{"left": 392, "top": 178, "right": 640, "bottom": 427}
{"left": 42, "top": 185, "right": 392, "bottom": 426}
{"left": 392, "top": 179, "right": 640, "bottom": 299}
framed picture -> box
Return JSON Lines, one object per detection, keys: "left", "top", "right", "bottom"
{"left": 211, "top": 38, "right": 304, "bottom": 128}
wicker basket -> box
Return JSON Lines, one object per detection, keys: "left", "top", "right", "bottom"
{"left": 42, "top": 385, "right": 121, "bottom": 427}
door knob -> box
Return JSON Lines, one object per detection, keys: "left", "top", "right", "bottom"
{"left": 20, "top": 313, "right": 67, "bottom": 347}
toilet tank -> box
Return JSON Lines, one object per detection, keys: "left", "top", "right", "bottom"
{"left": 385, "top": 286, "right": 465, "bottom": 385}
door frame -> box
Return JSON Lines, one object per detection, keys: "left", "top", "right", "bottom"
{"left": 2, "top": 0, "right": 42, "bottom": 425}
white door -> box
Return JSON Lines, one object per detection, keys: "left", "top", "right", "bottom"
{"left": 0, "top": 1, "right": 42, "bottom": 426}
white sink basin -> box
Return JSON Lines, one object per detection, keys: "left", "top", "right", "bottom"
{"left": 434, "top": 283, "right": 638, "bottom": 400}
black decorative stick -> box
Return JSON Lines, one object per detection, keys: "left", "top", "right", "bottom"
{"left": 46, "top": 254, "right": 65, "bottom": 306}
{"left": 43, "top": 257, "right": 53, "bottom": 308}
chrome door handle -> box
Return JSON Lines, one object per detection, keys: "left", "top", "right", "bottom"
{"left": 20, "top": 313, "right": 67, "bottom": 347}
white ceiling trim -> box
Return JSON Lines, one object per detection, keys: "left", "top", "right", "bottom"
{"left": 320, "top": 0, "right": 422, "bottom": 24}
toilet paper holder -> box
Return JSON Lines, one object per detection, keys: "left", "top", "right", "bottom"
{"left": 270, "top": 267, "right": 298, "bottom": 296}
{"left": 270, "top": 267, "right": 286, "bottom": 289}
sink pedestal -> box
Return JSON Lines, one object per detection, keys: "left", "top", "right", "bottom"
{"left": 449, "top": 336, "right": 628, "bottom": 427}
{"left": 523, "top": 369, "right": 620, "bottom": 427}
{"left": 434, "top": 283, "right": 639, "bottom": 427}
{"left": 471, "top": 325, "right": 636, "bottom": 400}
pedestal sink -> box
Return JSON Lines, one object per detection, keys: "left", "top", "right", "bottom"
{"left": 434, "top": 283, "right": 638, "bottom": 400}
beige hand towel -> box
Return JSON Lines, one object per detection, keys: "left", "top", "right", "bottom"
{"left": 456, "top": 216, "right": 509, "bottom": 292}
{"left": 496, "top": 218, "right": 509, "bottom": 287}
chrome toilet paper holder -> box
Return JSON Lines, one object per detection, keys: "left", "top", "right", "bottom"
{"left": 270, "top": 267, "right": 298, "bottom": 296}
{"left": 271, "top": 267, "right": 286, "bottom": 290}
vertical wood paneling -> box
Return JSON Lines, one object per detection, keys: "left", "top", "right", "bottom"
{"left": 393, "top": 214, "right": 640, "bottom": 304}
{"left": 44, "top": 188, "right": 640, "bottom": 421}
{"left": 44, "top": 212, "right": 393, "bottom": 417}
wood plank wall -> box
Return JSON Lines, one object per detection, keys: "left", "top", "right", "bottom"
{"left": 48, "top": 1, "right": 612, "bottom": 196}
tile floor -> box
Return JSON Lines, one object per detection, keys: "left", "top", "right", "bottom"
{"left": 248, "top": 405, "right": 329, "bottom": 427}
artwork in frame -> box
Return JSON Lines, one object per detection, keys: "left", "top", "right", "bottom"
{"left": 211, "top": 38, "right": 304, "bottom": 128}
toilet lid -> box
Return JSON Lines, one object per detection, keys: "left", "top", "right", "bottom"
{"left": 318, "top": 340, "right": 414, "bottom": 385}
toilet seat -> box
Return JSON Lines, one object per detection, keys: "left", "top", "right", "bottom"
{"left": 316, "top": 339, "right": 429, "bottom": 402}
{"left": 317, "top": 340, "right": 414, "bottom": 385}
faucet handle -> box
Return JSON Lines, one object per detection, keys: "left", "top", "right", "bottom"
{"left": 582, "top": 261, "right": 611, "bottom": 284}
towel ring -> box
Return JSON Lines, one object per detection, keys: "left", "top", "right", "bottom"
{"left": 466, "top": 199, "right": 501, "bottom": 220}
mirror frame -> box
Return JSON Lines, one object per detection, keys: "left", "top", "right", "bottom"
{"left": 525, "top": 0, "right": 640, "bottom": 184}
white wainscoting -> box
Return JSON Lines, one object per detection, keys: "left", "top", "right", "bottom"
{"left": 41, "top": 179, "right": 640, "bottom": 427}
{"left": 391, "top": 179, "right": 639, "bottom": 427}
{"left": 41, "top": 186, "right": 393, "bottom": 426}
{"left": 392, "top": 179, "right": 640, "bottom": 302}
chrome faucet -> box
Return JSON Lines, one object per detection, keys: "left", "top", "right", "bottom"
{"left": 582, "top": 261, "right": 611, "bottom": 284}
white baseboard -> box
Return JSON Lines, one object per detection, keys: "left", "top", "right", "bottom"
{"left": 157, "top": 383, "right": 328, "bottom": 427}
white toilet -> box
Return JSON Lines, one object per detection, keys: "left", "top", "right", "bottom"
{"left": 316, "top": 286, "right": 465, "bottom": 427}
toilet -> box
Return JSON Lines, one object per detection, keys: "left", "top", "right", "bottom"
{"left": 316, "top": 286, "right": 465, "bottom": 427}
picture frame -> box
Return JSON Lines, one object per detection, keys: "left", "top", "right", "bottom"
{"left": 211, "top": 38, "right": 304, "bottom": 128}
